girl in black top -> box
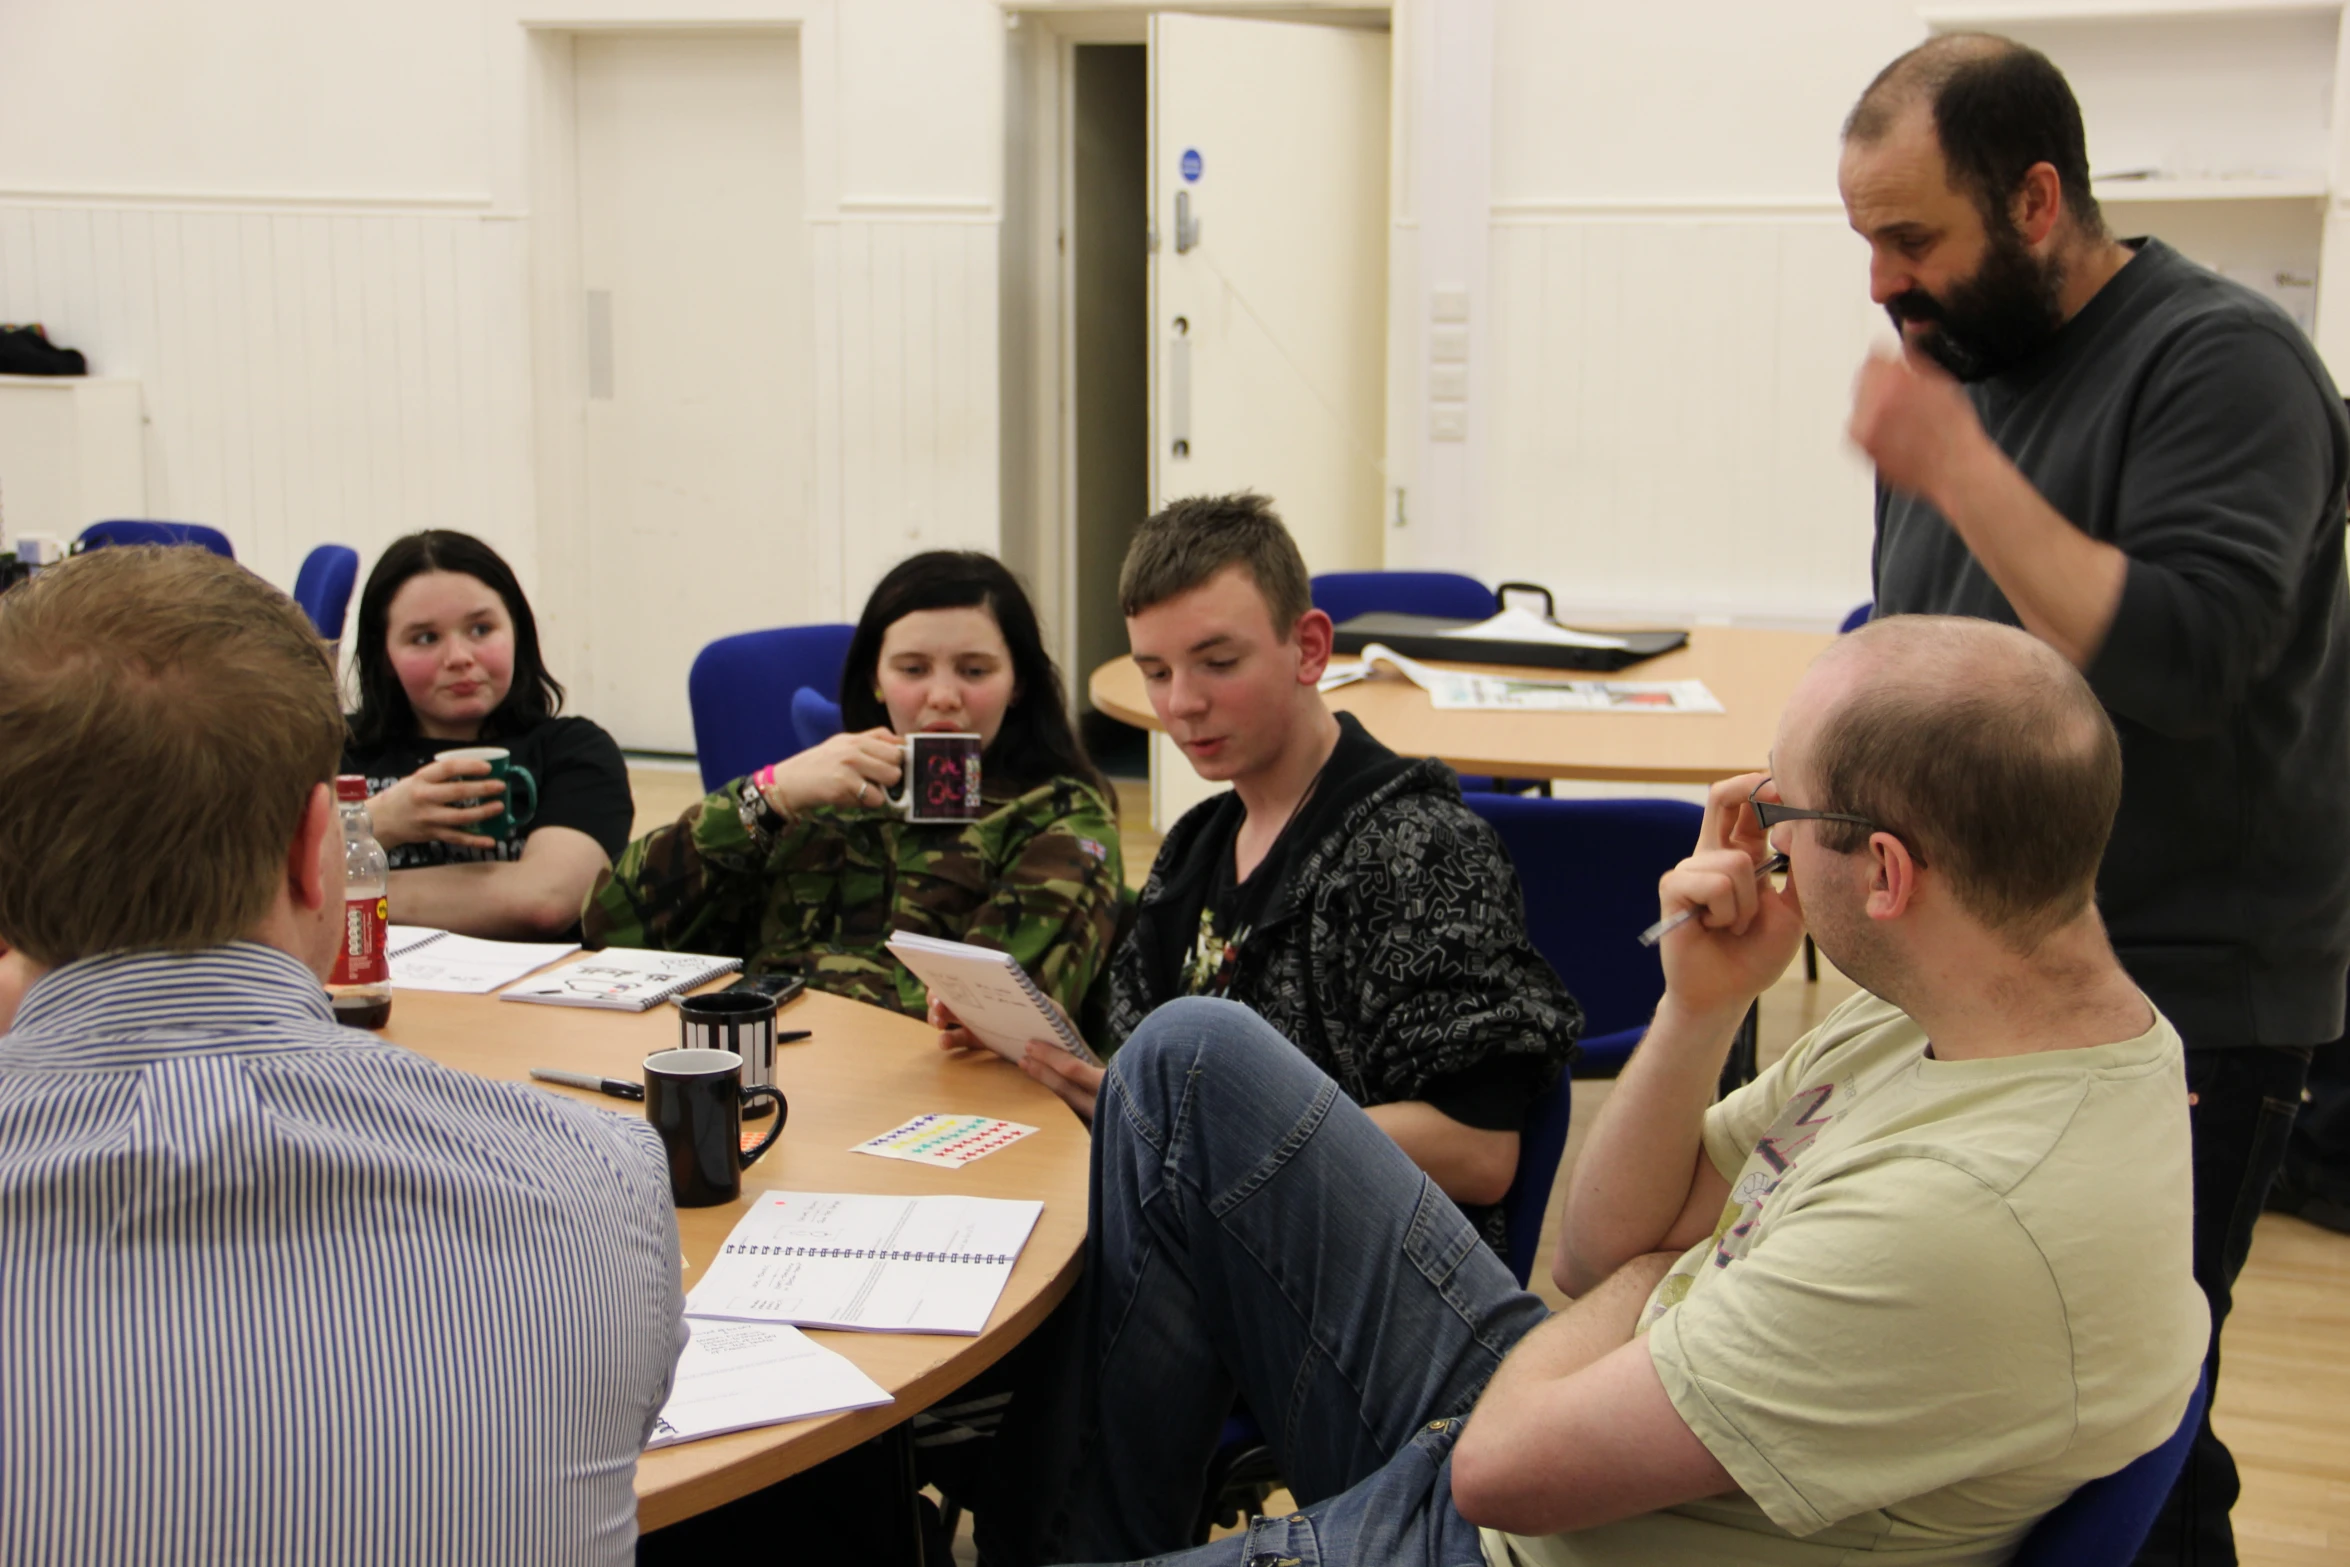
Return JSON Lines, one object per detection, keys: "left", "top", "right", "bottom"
{"left": 343, "top": 531, "right": 633, "bottom": 939}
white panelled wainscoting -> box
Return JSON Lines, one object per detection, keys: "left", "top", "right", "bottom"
{"left": 0, "top": 197, "right": 532, "bottom": 600}
{"left": 1485, "top": 205, "right": 1882, "bottom": 630}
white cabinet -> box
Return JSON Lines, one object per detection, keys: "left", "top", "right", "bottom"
{"left": 1921, "top": 1, "right": 2346, "bottom": 375}
{"left": 0, "top": 376, "right": 145, "bottom": 547}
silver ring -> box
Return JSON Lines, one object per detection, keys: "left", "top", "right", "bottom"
{"left": 858, "top": 779, "right": 874, "bottom": 806}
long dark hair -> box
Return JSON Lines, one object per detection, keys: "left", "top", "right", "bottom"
{"left": 840, "top": 552, "right": 1110, "bottom": 805}
{"left": 347, "top": 531, "right": 566, "bottom": 748}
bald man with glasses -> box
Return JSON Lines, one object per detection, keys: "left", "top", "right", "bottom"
{"left": 992, "top": 614, "right": 2204, "bottom": 1567}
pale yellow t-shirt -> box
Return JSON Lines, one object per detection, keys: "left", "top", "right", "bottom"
{"left": 1487, "top": 990, "right": 2206, "bottom": 1567}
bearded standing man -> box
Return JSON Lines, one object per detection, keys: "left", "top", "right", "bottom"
{"left": 1839, "top": 34, "right": 2350, "bottom": 1566}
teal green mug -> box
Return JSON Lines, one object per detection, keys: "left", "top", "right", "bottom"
{"left": 437, "top": 746, "right": 540, "bottom": 840}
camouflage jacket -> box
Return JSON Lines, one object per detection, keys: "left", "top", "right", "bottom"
{"left": 583, "top": 776, "right": 1124, "bottom": 1020}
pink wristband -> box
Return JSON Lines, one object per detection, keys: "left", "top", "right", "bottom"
{"left": 753, "top": 763, "right": 779, "bottom": 792}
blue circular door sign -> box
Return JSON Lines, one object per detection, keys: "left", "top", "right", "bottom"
{"left": 1180, "top": 148, "right": 1203, "bottom": 183}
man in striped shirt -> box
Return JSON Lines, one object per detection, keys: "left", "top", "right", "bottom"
{"left": 0, "top": 547, "right": 685, "bottom": 1566}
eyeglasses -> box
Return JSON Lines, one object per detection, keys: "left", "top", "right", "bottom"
{"left": 1747, "top": 776, "right": 1885, "bottom": 836}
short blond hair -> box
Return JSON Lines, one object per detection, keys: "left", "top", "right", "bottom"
{"left": 0, "top": 547, "right": 344, "bottom": 964}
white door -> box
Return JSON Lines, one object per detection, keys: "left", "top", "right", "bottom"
{"left": 1148, "top": 14, "right": 1389, "bottom": 570}
{"left": 1145, "top": 13, "right": 1390, "bottom": 827}
{"left": 575, "top": 33, "right": 812, "bottom": 752}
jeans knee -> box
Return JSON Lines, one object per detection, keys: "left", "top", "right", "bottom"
{"left": 1119, "top": 996, "right": 1261, "bottom": 1085}
{"left": 1115, "top": 997, "right": 1324, "bottom": 1116}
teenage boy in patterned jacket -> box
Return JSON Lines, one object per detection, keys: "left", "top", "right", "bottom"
{"left": 945, "top": 492, "right": 1580, "bottom": 1241}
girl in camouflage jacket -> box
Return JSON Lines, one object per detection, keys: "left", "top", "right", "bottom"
{"left": 584, "top": 553, "right": 1123, "bottom": 1020}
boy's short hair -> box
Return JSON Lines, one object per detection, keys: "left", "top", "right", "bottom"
{"left": 1118, "top": 492, "right": 1313, "bottom": 633}
{"left": 0, "top": 547, "right": 344, "bottom": 964}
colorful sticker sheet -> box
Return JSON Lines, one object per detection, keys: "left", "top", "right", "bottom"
{"left": 850, "top": 1113, "right": 1039, "bottom": 1169}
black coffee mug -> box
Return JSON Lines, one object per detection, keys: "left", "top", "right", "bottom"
{"left": 885, "top": 732, "right": 984, "bottom": 823}
{"left": 643, "top": 1048, "right": 787, "bottom": 1207}
{"left": 676, "top": 990, "right": 778, "bottom": 1118}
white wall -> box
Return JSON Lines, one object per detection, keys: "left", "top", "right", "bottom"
{"left": 1459, "top": 0, "right": 1926, "bottom": 628}
{"left": 0, "top": 1, "right": 518, "bottom": 600}
{"left": 0, "top": 0, "right": 1008, "bottom": 686}
{"left": 13, "top": 0, "right": 2305, "bottom": 661}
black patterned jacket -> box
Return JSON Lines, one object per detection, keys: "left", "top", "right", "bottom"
{"left": 1104, "top": 756, "right": 1581, "bottom": 1125}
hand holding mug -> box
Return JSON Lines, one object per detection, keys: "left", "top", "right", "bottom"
{"left": 364, "top": 757, "right": 509, "bottom": 851}
{"left": 762, "top": 730, "right": 985, "bottom": 824}
{"left": 759, "top": 729, "right": 905, "bottom": 816}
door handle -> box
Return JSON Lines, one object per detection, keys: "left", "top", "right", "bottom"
{"left": 1174, "top": 190, "right": 1200, "bottom": 255}
{"left": 1169, "top": 315, "right": 1190, "bottom": 459}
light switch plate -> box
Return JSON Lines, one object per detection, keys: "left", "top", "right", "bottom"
{"left": 1431, "top": 288, "right": 1471, "bottom": 323}
{"left": 1429, "top": 365, "right": 1469, "bottom": 401}
{"left": 1429, "top": 407, "right": 1468, "bottom": 441}
{"left": 1430, "top": 328, "right": 1470, "bottom": 363}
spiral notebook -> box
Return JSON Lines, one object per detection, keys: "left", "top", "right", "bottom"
{"left": 686, "top": 1190, "right": 1045, "bottom": 1335}
{"left": 497, "top": 947, "right": 742, "bottom": 1011}
{"left": 885, "top": 932, "right": 1101, "bottom": 1066}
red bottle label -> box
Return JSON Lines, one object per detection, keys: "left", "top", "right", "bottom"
{"left": 332, "top": 895, "right": 389, "bottom": 985}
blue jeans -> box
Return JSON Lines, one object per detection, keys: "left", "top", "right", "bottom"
{"left": 1023, "top": 997, "right": 1548, "bottom": 1565}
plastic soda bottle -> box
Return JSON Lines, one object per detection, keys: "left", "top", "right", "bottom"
{"left": 327, "top": 774, "right": 393, "bottom": 1029}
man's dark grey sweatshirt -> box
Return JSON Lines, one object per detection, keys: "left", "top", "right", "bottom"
{"left": 1875, "top": 238, "right": 2350, "bottom": 1047}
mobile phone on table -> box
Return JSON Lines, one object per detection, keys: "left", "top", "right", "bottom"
{"left": 717, "top": 972, "right": 806, "bottom": 1006}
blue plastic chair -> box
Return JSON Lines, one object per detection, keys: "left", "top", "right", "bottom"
{"left": 2012, "top": 1370, "right": 2209, "bottom": 1567}
{"left": 291, "top": 544, "right": 360, "bottom": 643}
{"left": 1501, "top": 1065, "right": 1575, "bottom": 1287}
{"left": 1310, "top": 570, "right": 1496, "bottom": 628}
{"left": 1464, "top": 793, "right": 1704, "bottom": 1078}
{"left": 687, "top": 624, "right": 856, "bottom": 793}
{"left": 790, "top": 686, "right": 844, "bottom": 753}
{"left": 1839, "top": 601, "right": 1873, "bottom": 633}
{"left": 78, "top": 520, "right": 235, "bottom": 559}
{"left": 1313, "top": 570, "right": 1508, "bottom": 791}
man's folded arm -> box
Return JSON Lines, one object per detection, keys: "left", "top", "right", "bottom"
{"left": 1452, "top": 1251, "right": 1736, "bottom": 1535}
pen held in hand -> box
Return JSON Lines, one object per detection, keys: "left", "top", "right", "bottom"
{"left": 1637, "top": 853, "right": 1791, "bottom": 948}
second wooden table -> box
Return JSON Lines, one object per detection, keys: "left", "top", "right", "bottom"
{"left": 1089, "top": 624, "right": 1836, "bottom": 784}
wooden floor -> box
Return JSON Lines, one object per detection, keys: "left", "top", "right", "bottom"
{"left": 627, "top": 764, "right": 2350, "bottom": 1559}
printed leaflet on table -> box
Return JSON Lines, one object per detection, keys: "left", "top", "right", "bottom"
{"left": 646, "top": 1319, "right": 891, "bottom": 1449}
{"left": 1320, "top": 642, "right": 1723, "bottom": 714}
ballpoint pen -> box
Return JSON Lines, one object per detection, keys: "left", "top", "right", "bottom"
{"left": 1637, "top": 853, "right": 1791, "bottom": 948}
{"left": 528, "top": 1066, "right": 645, "bottom": 1101}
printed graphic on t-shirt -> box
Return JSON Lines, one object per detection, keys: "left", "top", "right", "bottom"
{"left": 1180, "top": 909, "right": 1245, "bottom": 998}
{"left": 1641, "top": 1076, "right": 1849, "bottom": 1328}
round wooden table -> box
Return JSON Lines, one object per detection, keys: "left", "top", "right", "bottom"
{"left": 381, "top": 986, "right": 1089, "bottom": 1532}
{"left": 1089, "top": 625, "right": 1838, "bottom": 784}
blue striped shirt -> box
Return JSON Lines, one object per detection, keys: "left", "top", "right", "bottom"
{"left": 0, "top": 944, "right": 685, "bottom": 1566}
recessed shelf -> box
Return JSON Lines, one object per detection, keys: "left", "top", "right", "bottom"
{"left": 1924, "top": 0, "right": 2339, "bottom": 26}
{"left": 2093, "top": 174, "right": 2329, "bottom": 201}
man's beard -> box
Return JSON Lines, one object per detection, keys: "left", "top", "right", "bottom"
{"left": 1883, "top": 213, "right": 2066, "bottom": 382}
